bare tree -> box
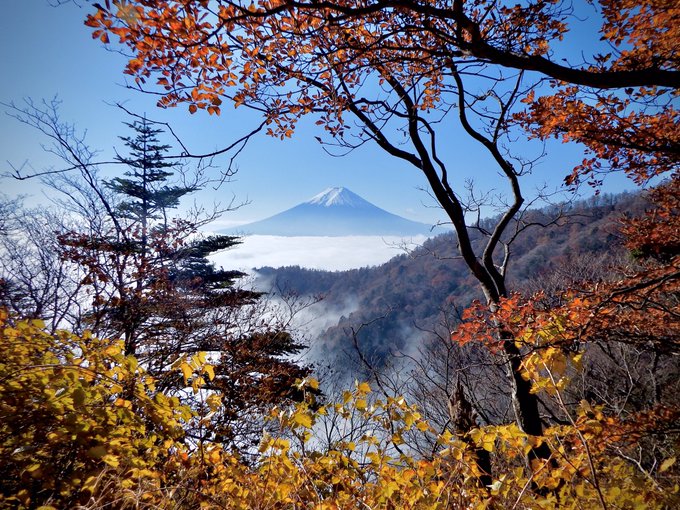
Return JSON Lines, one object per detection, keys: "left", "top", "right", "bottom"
{"left": 0, "top": 201, "right": 89, "bottom": 333}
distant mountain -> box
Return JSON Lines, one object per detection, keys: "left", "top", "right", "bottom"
{"left": 225, "top": 187, "right": 434, "bottom": 236}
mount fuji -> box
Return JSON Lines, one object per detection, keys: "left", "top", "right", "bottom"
{"left": 225, "top": 187, "right": 433, "bottom": 236}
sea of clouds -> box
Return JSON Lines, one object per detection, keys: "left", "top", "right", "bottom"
{"left": 208, "top": 234, "right": 430, "bottom": 272}
{"left": 206, "top": 234, "right": 436, "bottom": 371}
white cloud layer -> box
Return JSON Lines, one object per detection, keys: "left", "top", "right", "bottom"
{"left": 209, "top": 235, "right": 429, "bottom": 272}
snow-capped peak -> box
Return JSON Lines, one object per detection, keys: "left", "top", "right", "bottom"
{"left": 221, "top": 186, "right": 434, "bottom": 236}
{"left": 306, "top": 187, "right": 369, "bottom": 207}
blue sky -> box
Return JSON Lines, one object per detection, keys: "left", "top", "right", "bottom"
{"left": 1, "top": 0, "right": 636, "bottom": 229}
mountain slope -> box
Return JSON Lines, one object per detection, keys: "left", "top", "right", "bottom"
{"left": 255, "top": 191, "right": 646, "bottom": 365}
{"left": 226, "top": 187, "right": 433, "bottom": 236}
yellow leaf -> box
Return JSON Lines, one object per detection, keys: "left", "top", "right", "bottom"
{"left": 206, "top": 393, "right": 222, "bottom": 411}
{"left": 180, "top": 363, "right": 193, "bottom": 383}
{"left": 367, "top": 452, "right": 381, "bottom": 465}
{"left": 293, "top": 410, "right": 312, "bottom": 428}
{"left": 660, "top": 457, "right": 676, "bottom": 473}
{"left": 383, "top": 480, "right": 398, "bottom": 498}
{"left": 357, "top": 381, "right": 371, "bottom": 393}
{"left": 102, "top": 454, "right": 120, "bottom": 468}
{"left": 114, "top": 398, "right": 132, "bottom": 408}
{"left": 481, "top": 432, "right": 496, "bottom": 452}
{"left": 271, "top": 438, "right": 290, "bottom": 450}
{"left": 416, "top": 421, "right": 430, "bottom": 432}
{"left": 104, "top": 344, "right": 121, "bottom": 356}
{"left": 31, "top": 319, "right": 46, "bottom": 329}
{"left": 83, "top": 475, "right": 98, "bottom": 493}
{"left": 439, "top": 429, "right": 454, "bottom": 444}
{"left": 204, "top": 364, "right": 215, "bottom": 381}
{"left": 482, "top": 439, "right": 495, "bottom": 452}
{"left": 26, "top": 464, "right": 42, "bottom": 475}
{"left": 469, "top": 428, "right": 483, "bottom": 444}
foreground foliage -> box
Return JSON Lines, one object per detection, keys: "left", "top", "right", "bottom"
{"left": 2, "top": 305, "right": 678, "bottom": 509}
{"left": 0, "top": 310, "right": 191, "bottom": 508}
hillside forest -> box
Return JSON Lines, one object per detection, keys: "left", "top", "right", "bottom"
{"left": 1, "top": 1, "right": 679, "bottom": 508}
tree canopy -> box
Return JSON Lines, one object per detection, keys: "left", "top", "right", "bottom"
{"left": 86, "top": 0, "right": 677, "bottom": 185}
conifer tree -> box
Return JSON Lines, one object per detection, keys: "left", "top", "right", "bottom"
{"left": 105, "top": 118, "right": 196, "bottom": 242}
{"left": 57, "top": 119, "right": 310, "bottom": 449}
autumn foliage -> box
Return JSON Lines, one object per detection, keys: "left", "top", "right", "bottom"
{"left": 2, "top": 305, "right": 678, "bottom": 508}
{"left": 0, "top": 310, "right": 192, "bottom": 508}
{"left": 84, "top": 0, "right": 677, "bottom": 184}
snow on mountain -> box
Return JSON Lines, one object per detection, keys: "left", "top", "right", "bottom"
{"left": 307, "top": 187, "right": 373, "bottom": 207}
{"left": 223, "top": 187, "right": 434, "bottom": 237}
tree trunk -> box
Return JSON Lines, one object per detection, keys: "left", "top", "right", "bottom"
{"left": 501, "top": 338, "right": 551, "bottom": 462}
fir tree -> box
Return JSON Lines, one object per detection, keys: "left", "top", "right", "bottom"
{"left": 105, "top": 118, "right": 196, "bottom": 247}
{"left": 58, "top": 119, "right": 310, "bottom": 450}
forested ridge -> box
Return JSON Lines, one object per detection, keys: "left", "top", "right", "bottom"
{"left": 1, "top": 0, "right": 679, "bottom": 507}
